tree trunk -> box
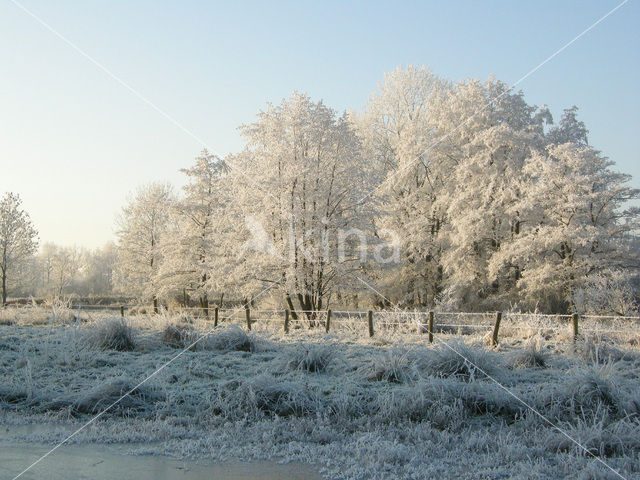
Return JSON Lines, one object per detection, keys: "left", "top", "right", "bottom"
{"left": 200, "top": 272, "right": 209, "bottom": 317}
{"left": 285, "top": 294, "right": 299, "bottom": 321}
{"left": 153, "top": 295, "right": 159, "bottom": 314}
{"left": 296, "top": 293, "right": 316, "bottom": 327}
{"left": 200, "top": 295, "right": 209, "bottom": 317}
{"left": 1, "top": 270, "right": 6, "bottom": 307}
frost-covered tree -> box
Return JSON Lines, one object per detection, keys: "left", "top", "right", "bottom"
{"left": 81, "top": 242, "right": 117, "bottom": 296}
{"left": 494, "top": 142, "right": 640, "bottom": 312}
{"left": 360, "top": 71, "right": 553, "bottom": 309}
{"left": 45, "top": 244, "right": 82, "bottom": 297}
{"left": 0, "top": 192, "right": 38, "bottom": 305}
{"left": 98, "top": 67, "right": 639, "bottom": 315}
{"left": 157, "top": 151, "right": 231, "bottom": 312}
{"left": 433, "top": 78, "right": 552, "bottom": 309}
{"left": 358, "top": 66, "right": 450, "bottom": 305}
{"left": 115, "top": 183, "right": 174, "bottom": 312}
{"left": 547, "top": 106, "right": 589, "bottom": 146}
{"left": 29, "top": 242, "right": 116, "bottom": 298}
{"left": 571, "top": 271, "right": 638, "bottom": 316}
{"left": 234, "top": 92, "right": 372, "bottom": 318}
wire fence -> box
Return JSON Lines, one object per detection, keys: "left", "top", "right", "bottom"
{"left": 2, "top": 302, "right": 639, "bottom": 346}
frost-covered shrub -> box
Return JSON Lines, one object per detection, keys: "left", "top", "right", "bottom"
{"left": 86, "top": 318, "right": 136, "bottom": 351}
{"left": 277, "top": 343, "right": 336, "bottom": 373}
{"left": 418, "top": 341, "right": 500, "bottom": 381}
{"left": 571, "top": 272, "right": 638, "bottom": 317}
{"left": 361, "top": 348, "right": 411, "bottom": 383}
{"left": 506, "top": 344, "right": 547, "bottom": 369}
{"left": 198, "top": 325, "right": 252, "bottom": 352}
{"left": 42, "top": 377, "right": 163, "bottom": 416}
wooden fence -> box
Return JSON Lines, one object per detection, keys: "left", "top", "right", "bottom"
{"left": 4, "top": 303, "right": 638, "bottom": 346}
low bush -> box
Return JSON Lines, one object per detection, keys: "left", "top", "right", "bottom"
{"left": 0, "top": 383, "right": 31, "bottom": 405}
{"left": 457, "top": 381, "right": 524, "bottom": 419}
{"left": 374, "top": 381, "right": 460, "bottom": 425}
{"left": 375, "top": 377, "right": 523, "bottom": 426}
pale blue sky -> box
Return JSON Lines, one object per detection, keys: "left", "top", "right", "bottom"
{"left": 1, "top": 0, "right": 638, "bottom": 248}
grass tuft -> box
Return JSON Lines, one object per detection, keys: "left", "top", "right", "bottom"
{"left": 277, "top": 343, "right": 336, "bottom": 373}
{"left": 72, "top": 376, "right": 163, "bottom": 415}
{"left": 419, "top": 340, "right": 500, "bottom": 381}
{"left": 506, "top": 344, "right": 547, "bottom": 369}
{"left": 543, "top": 364, "right": 621, "bottom": 421}
{"left": 199, "top": 325, "right": 253, "bottom": 352}
{"left": 362, "top": 348, "right": 410, "bottom": 383}
{"left": 161, "top": 323, "right": 194, "bottom": 349}
{"left": 87, "top": 318, "right": 136, "bottom": 351}
{"left": 213, "top": 374, "right": 320, "bottom": 417}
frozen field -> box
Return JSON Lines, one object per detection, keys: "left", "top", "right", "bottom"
{"left": 1, "top": 311, "right": 640, "bottom": 479}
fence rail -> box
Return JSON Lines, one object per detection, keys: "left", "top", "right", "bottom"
{"left": 2, "top": 303, "right": 639, "bottom": 346}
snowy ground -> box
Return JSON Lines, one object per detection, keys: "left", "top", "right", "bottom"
{"left": 1, "top": 311, "right": 640, "bottom": 479}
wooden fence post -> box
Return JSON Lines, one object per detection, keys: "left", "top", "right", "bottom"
{"left": 572, "top": 313, "right": 579, "bottom": 343}
{"left": 214, "top": 307, "right": 219, "bottom": 327}
{"left": 284, "top": 309, "right": 290, "bottom": 334}
{"left": 120, "top": 306, "right": 124, "bottom": 318}
{"left": 491, "top": 311, "right": 502, "bottom": 347}
{"left": 428, "top": 311, "right": 434, "bottom": 343}
{"left": 245, "top": 307, "right": 251, "bottom": 331}
{"left": 367, "top": 310, "right": 374, "bottom": 337}
{"left": 325, "top": 309, "right": 332, "bottom": 333}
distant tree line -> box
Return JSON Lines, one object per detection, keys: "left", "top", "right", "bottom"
{"left": 2, "top": 66, "right": 639, "bottom": 314}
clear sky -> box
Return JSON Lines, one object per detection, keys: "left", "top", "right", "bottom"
{"left": 1, "top": 0, "right": 638, "bottom": 249}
